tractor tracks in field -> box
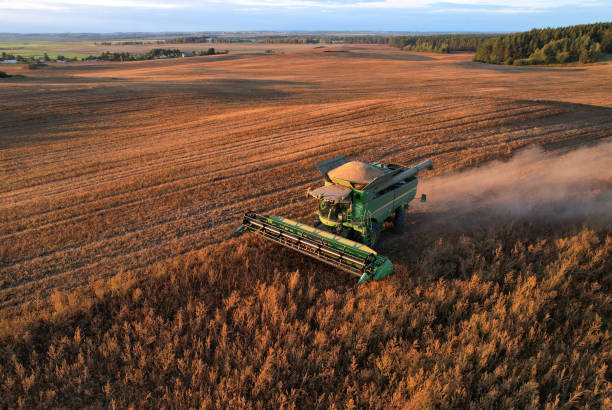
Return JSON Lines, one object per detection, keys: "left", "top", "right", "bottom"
{"left": 2, "top": 98, "right": 603, "bottom": 249}
{"left": 2, "top": 93, "right": 611, "bottom": 316}
{"left": 0, "top": 97, "right": 535, "bottom": 206}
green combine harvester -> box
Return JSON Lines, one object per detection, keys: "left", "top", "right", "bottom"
{"left": 234, "top": 155, "right": 433, "bottom": 285}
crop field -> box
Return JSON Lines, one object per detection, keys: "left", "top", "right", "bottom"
{"left": 1, "top": 46, "right": 611, "bottom": 407}
{"left": 0, "top": 39, "right": 318, "bottom": 59}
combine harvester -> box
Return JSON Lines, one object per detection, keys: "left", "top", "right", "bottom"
{"left": 234, "top": 156, "right": 433, "bottom": 285}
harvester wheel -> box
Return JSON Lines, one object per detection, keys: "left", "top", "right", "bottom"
{"left": 366, "top": 222, "right": 381, "bottom": 249}
{"left": 347, "top": 229, "right": 361, "bottom": 242}
{"left": 393, "top": 208, "right": 406, "bottom": 234}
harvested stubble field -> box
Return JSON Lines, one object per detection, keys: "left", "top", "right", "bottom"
{"left": 0, "top": 45, "right": 611, "bottom": 407}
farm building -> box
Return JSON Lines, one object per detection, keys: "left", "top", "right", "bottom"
{"left": 2, "top": 60, "right": 17, "bottom": 64}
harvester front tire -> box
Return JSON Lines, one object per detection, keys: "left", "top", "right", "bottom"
{"left": 393, "top": 208, "right": 406, "bottom": 234}
{"left": 369, "top": 222, "right": 381, "bottom": 249}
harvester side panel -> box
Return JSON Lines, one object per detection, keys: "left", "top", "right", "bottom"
{"left": 366, "top": 179, "right": 418, "bottom": 222}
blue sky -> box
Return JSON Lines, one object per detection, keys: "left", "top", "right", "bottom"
{"left": 0, "top": 0, "right": 610, "bottom": 33}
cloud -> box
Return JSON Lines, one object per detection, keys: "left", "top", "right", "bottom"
{"left": 0, "top": 0, "right": 603, "bottom": 12}
{"left": 214, "top": 0, "right": 605, "bottom": 10}
{"left": 431, "top": 8, "right": 543, "bottom": 13}
{"left": 218, "top": 0, "right": 610, "bottom": 17}
{"left": 0, "top": 0, "right": 181, "bottom": 11}
{"left": 430, "top": 4, "right": 547, "bottom": 14}
{"left": 0, "top": 0, "right": 608, "bottom": 32}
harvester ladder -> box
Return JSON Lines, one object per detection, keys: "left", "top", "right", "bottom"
{"left": 362, "top": 209, "right": 373, "bottom": 245}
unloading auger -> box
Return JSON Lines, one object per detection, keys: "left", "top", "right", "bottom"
{"left": 233, "top": 156, "right": 433, "bottom": 285}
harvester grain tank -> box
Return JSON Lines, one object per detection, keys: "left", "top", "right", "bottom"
{"left": 234, "top": 156, "right": 433, "bottom": 285}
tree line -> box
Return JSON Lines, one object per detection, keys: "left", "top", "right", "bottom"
{"left": 165, "top": 35, "right": 391, "bottom": 44}
{"left": 165, "top": 33, "right": 491, "bottom": 50}
{"left": 1, "top": 52, "right": 77, "bottom": 63}
{"left": 94, "top": 41, "right": 161, "bottom": 46}
{"left": 84, "top": 48, "right": 222, "bottom": 61}
{"left": 388, "top": 34, "right": 496, "bottom": 53}
{"left": 257, "top": 35, "right": 390, "bottom": 44}
{"left": 0, "top": 47, "right": 225, "bottom": 66}
{"left": 84, "top": 51, "right": 137, "bottom": 61}
{"left": 474, "top": 22, "right": 612, "bottom": 65}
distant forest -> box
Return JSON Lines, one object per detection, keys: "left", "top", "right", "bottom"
{"left": 388, "top": 34, "right": 496, "bottom": 53}
{"left": 474, "top": 22, "right": 612, "bottom": 65}
{"left": 167, "top": 33, "right": 495, "bottom": 53}
{"left": 165, "top": 35, "right": 390, "bottom": 44}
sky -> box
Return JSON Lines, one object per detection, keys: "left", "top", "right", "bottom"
{"left": 0, "top": 0, "right": 610, "bottom": 33}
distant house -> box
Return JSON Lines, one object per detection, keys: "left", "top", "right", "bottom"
{"left": 182, "top": 52, "right": 195, "bottom": 57}
{"left": 56, "top": 59, "right": 67, "bottom": 63}
{"left": 86, "top": 58, "right": 98, "bottom": 62}
{"left": 38, "top": 58, "right": 45, "bottom": 63}
{"left": 1, "top": 60, "right": 17, "bottom": 64}
{"left": 159, "top": 55, "right": 167, "bottom": 59}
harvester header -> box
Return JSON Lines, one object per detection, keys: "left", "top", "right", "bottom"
{"left": 234, "top": 155, "right": 433, "bottom": 285}
{"left": 234, "top": 212, "right": 392, "bottom": 285}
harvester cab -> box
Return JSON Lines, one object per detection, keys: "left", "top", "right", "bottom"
{"left": 308, "top": 184, "right": 351, "bottom": 224}
{"left": 234, "top": 155, "right": 433, "bottom": 285}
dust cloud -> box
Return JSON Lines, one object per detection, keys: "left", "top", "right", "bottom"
{"left": 414, "top": 142, "right": 612, "bottom": 224}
